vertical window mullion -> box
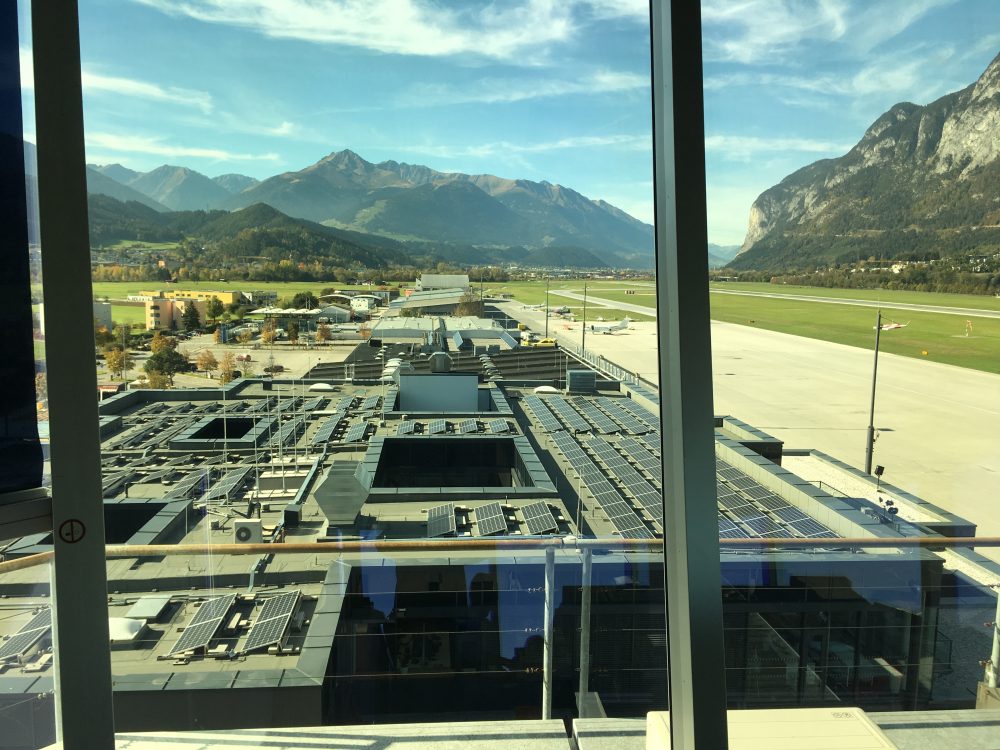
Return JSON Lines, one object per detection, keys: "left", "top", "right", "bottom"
{"left": 650, "top": 1, "right": 729, "bottom": 748}
{"left": 32, "top": 1, "right": 116, "bottom": 747}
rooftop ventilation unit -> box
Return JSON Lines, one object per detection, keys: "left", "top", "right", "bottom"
{"left": 234, "top": 519, "right": 263, "bottom": 544}
{"left": 567, "top": 369, "right": 597, "bottom": 394}
{"left": 428, "top": 352, "right": 453, "bottom": 373}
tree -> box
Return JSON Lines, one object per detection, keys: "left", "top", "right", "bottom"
{"left": 94, "top": 324, "right": 114, "bottom": 348}
{"left": 213, "top": 327, "right": 223, "bottom": 344}
{"left": 237, "top": 328, "right": 255, "bottom": 345}
{"left": 241, "top": 358, "right": 257, "bottom": 378}
{"left": 287, "top": 320, "right": 299, "bottom": 344}
{"left": 146, "top": 371, "right": 170, "bottom": 389}
{"left": 112, "top": 324, "right": 131, "bottom": 350}
{"left": 454, "top": 288, "right": 484, "bottom": 317}
{"left": 289, "top": 291, "right": 318, "bottom": 309}
{"left": 206, "top": 296, "right": 225, "bottom": 323}
{"left": 34, "top": 372, "right": 47, "bottom": 401}
{"left": 218, "top": 352, "right": 238, "bottom": 384}
{"left": 144, "top": 348, "right": 188, "bottom": 385}
{"left": 105, "top": 348, "right": 133, "bottom": 379}
{"left": 182, "top": 304, "right": 201, "bottom": 332}
{"left": 150, "top": 331, "right": 178, "bottom": 354}
{"left": 315, "top": 323, "right": 331, "bottom": 343}
{"left": 196, "top": 350, "right": 218, "bottom": 375}
{"left": 261, "top": 318, "right": 277, "bottom": 345}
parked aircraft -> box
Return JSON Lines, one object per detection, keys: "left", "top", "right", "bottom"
{"left": 590, "top": 317, "right": 630, "bottom": 335}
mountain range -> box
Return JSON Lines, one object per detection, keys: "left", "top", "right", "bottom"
{"left": 732, "top": 51, "right": 1000, "bottom": 270}
{"left": 87, "top": 149, "right": 653, "bottom": 267}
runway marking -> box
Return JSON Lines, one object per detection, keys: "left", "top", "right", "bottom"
{"left": 710, "top": 289, "right": 1000, "bottom": 319}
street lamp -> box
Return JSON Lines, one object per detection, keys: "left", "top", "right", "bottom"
{"left": 865, "top": 310, "right": 906, "bottom": 474}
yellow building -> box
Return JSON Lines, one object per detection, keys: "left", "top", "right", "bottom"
{"left": 145, "top": 298, "right": 207, "bottom": 331}
{"left": 140, "top": 289, "right": 245, "bottom": 305}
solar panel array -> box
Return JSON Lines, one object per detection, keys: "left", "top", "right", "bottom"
{"left": 575, "top": 400, "right": 621, "bottom": 434}
{"left": 274, "top": 397, "right": 302, "bottom": 414}
{"left": 343, "top": 421, "right": 370, "bottom": 443}
{"left": 0, "top": 608, "right": 51, "bottom": 662}
{"left": 585, "top": 439, "right": 663, "bottom": 529}
{"left": 311, "top": 411, "right": 346, "bottom": 444}
{"left": 617, "top": 400, "right": 660, "bottom": 432}
{"left": 360, "top": 395, "right": 381, "bottom": 411}
{"left": 168, "top": 593, "right": 237, "bottom": 656}
{"left": 272, "top": 416, "right": 307, "bottom": 447}
{"left": 522, "top": 396, "right": 563, "bottom": 433}
{"left": 521, "top": 502, "right": 558, "bottom": 535}
{"left": 475, "top": 502, "right": 507, "bottom": 536}
{"left": 715, "top": 458, "right": 837, "bottom": 541}
{"left": 203, "top": 466, "right": 253, "bottom": 502}
{"left": 488, "top": 419, "right": 510, "bottom": 434}
{"left": 397, "top": 420, "right": 416, "bottom": 435}
{"left": 426, "top": 502, "right": 457, "bottom": 537}
{"left": 334, "top": 396, "right": 357, "bottom": 411}
{"left": 242, "top": 590, "right": 300, "bottom": 653}
{"left": 249, "top": 397, "right": 277, "bottom": 414}
{"left": 166, "top": 470, "right": 209, "bottom": 499}
{"left": 427, "top": 419, "right": 448, "bottom": 435}
{"left": 546, "top": 396, "right": 592, "bottom": 433}
{"left": 616, "top": 437, "right": 662, "bottom": 484}
{"left": 595, "top": 398, "right": 651, "bottom": 435}
{"left": 549, "top": 432, "right": 652, "bottom": 538}
{"left": 458, "top": 418, "right": 479, "bottom": 434}
{"left": 301, "top": 397, "right": 327, "bottom": 412}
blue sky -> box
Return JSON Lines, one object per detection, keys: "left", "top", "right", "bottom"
{"left": 17, "top": 0, "right": 1000, "bottom": 245}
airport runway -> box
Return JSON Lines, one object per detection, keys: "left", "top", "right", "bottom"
{"left": 500, "top": 302, "right": 1000, "bottom": 555}
{"left": 548, "top": 290, "right": 657, "bottom": 317}
{"left": 710, "top": 289, "right": 1000, "bottom": 319}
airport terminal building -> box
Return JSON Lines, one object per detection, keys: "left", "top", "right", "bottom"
{"left": 1, "top": 341, "right": 997, "bottom": 745}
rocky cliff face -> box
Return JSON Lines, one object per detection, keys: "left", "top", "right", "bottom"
{"left": 734, "top": 52, "right": 1000, "bottom": 269}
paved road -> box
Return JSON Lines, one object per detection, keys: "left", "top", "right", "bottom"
{"left": 499, "top": 302, "right": 1000, "bottom": 561}
{"left": 710, "top": 289, "right": 1000, "bottom": 319}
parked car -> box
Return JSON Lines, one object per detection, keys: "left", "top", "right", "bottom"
{"left": 263, "top": 364, "right": 285, "bottom": 373}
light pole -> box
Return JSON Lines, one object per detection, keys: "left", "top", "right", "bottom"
{"left": 581, "top": 282, "right": 588, "bottom": 359}
{"left": 864, "top": 310, "right": 883, "bottom": 474}
{"left": 544, "top": 278, "right": 549, "bottom": 339}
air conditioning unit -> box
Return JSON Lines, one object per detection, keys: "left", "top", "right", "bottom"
{"left": 234, "top": 519, "right": 262, "bottom": 544}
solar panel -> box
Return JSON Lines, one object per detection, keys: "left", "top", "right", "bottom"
{"left": 301, "top": 397, "right": 326, "bottom": 412}
{"left": 547, "top": 396, "right": 592, "bottom": 433}
{"left": 428, "top": 419, "right": 448, "bottom": 435}
{"left": 475, "top": 502, "right": 507, "bottom": 536}
{"left": 789, "top": 518, "right": 836, "bottom": 537}
{"left": 427, "top": 503, "right": 457, "bottom": 537}
{"left": 523, "top": 396, "right": 564, "bottom": 433}
{"left": 0, "top": 608, "right": 51, "bottom": 662}
{"left": 459, "top": 418, "right": 479, "bottom": 434}
{"left": 360, "top": 395, "right": 381, "bottom": 411}
{"left": 203, "top": 466, "right": 253, "bottom": 502}
{"left": 343, "top": 421, "right": 370, "bottom": 443}
{"left": 168, "top": 594, "right": 237, "bottom": 656}
{"left": 166, "top": 470, "right": 209, "bottom": 499}
{"left": 335, "top": 396, "right": 356, "bottom": 411}
{"left": 773, "top": 506, "right": 810, "bottom": 524}
{"left": 397, "top": 420, "right": 416, "bottom": 435}
{"left": 522, "top": 502, "right": 558, "bottom": 534}
{"left": 312, "top": 411, "right": 346, "bottom": 444}
{"left": 488, "top": 419, "right": 510, "bottom": 434}
{"left": 242, "top": 590, "right": 300, "bottom": 653}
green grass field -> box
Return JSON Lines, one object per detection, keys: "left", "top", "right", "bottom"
{"left": 709, "top": 294, "right": 1000, "bottom": 374}
{"left": 710, "top": 281, "right": 1000, "bottom": 311}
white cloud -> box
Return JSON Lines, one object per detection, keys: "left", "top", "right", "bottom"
{"left": 403, "top": 69, "right": 648, "bottom": 106}
{"left": 133, "top": 0, "right": 577, "bottom": 61}
{"left": 701, "top": 0, "right": 954, "bottom": 64}
{"left": 81, "top": 71, "right": 213, "bottom": 113}
{"left": 85, "top": 132, "right": 279, "bottom": 162}
{"left": 580, "top": 0, "right": 649, "bottom": 22}
{"left": 20, "top": 48, "right": 212, "bottom": 113}
{"left": 705, "top": 134, "right": 852, "bottom": 161}
{"left": 400, "top": 133, "right": 650, "bottom": 159}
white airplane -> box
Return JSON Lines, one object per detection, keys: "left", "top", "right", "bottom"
{"left": 590, "top": 317, "right": 630, "bottom": 335}
{"left": 877, "top": 321, "right": 908, "bottom": 331}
